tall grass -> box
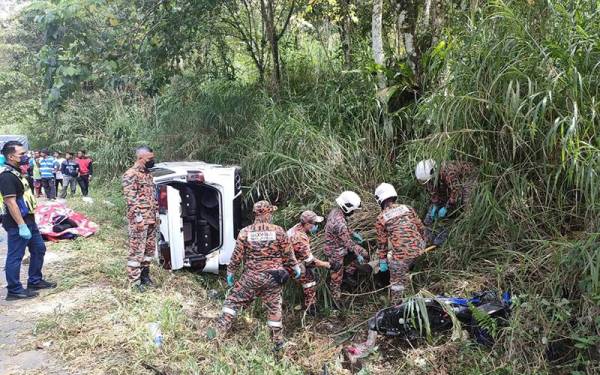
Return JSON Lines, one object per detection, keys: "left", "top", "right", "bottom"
{"left": 411, "top": 1, "right": 600, "bottom": 371}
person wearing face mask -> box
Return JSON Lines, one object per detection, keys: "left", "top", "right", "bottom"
{"left": 286, "top": 210, "right": 334, "bottom": 316}
{"left": 213, "top": 201, "right": 301, "bottom": 352}
{"left": 324, "top": 191, "right": 369, "bottom": 309}
{"left": 0, "top": 141, "right": 56, "bottom": 300}
{"left": 122, "top": 146, "right": 158, "bottom": 292}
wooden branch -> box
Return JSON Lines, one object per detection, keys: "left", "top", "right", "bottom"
{"left": 276, "top": 0, "right": 296, "bottom": 41}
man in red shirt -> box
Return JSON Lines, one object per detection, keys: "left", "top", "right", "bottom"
{"left": 75, "top": 150, "right": 93, "bottom": 197}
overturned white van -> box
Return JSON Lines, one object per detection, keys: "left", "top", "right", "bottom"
{"left": 152, "top": 162, "right": 242, "bottom": 273}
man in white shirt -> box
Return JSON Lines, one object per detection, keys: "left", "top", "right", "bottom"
{"left": 53, "top": 151, "right": 65, "bottom": 195}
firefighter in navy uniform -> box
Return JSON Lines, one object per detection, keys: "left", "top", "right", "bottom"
{"left": 214, "top": 201, "right": 301, "bottom": 351}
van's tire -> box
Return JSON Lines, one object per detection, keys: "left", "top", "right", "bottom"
{"left": 190, "top": 259, "right": 206, "bottom": 272}
{"left": 159, "top": 247, "right": 172, "bottom": 270}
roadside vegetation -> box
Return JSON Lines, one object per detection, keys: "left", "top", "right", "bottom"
{"left": 0, "top": 0, "right": 598, "bottom": 373}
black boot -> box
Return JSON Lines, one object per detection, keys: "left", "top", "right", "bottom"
{"left": 140, "top": 267, "right": 154, "bottom": 287}
{"left": 273, "top": 340, "right": 285, "bottom": 360}
{"left": 342, "top": 274, "right": 358, "bottom": 289}
{"left": 132, "top": 281, "right": 145, "bottom": 293}
{"left": 306, "top": 304, "right": 318, "bottom": 317}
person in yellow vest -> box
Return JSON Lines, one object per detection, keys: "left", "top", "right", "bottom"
{"left": 0, "top": 141, "right": 56, "bottom": 300}
{"left": 0, "top": 154, "right": 5, "bottom": 217}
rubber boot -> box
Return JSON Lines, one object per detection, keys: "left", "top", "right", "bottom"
{"left": 306, "top": 304, "right": 318, "bottom": 317}
{"left": 140, "top": 267, "right": 154, "bottom": 287}
{"left": 132, "top": 280, "right": 145, "bottom": 293}
{"left": 331, "top": 298, "right": 345, "bottom": 311}
{"left": 342, "top": 274, "right": 358, "bottom": 288}
{"left": 273, "top": 340, "right": 285, "bottom": 360}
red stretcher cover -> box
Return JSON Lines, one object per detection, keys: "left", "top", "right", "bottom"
{"left": 35, "top": 201, "right": 99, "bottom": 240}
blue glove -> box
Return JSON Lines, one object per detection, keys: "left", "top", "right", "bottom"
{"left": 352, "top": 231, "right": 364, "bottom": 244}
{"left": 18, "top": 224, "right": 32, "bottom": 240}
{"left": 379, "top": 261, "right": 388, "bottom": 272}
{"left": 428, "top": 205, "right": 439, "bottom": 219}
{"left": 438, "top": 206, "right": 448, "bottom": 218}
{"left": 356, "top": 255, "right": 364, "bottom": 264}
{"left": 226, "top": 273, "right": 234, "bottom": 287}
{"left": 293, "top": 265, "right": 302, "bottom": 279}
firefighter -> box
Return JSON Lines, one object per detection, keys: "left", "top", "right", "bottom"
{"left": 324, "top": 191, "right": 369, "bottom": 308}
{"left": 415, "top": 159, "right": 477, "bottom": 221}
{"left": 287, "top": 210, "right": 335, "bottom": 316}
{"left": 374, "top": 183, "right": 425, "bottom": 303}
{"left": 122, "top": 146, "right": 158, "bottom": 292}
{"left": 215, "top": 201, "right": 301, "bottom": 351}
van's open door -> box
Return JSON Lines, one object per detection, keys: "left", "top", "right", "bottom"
{"left": 166, "top": 185, "right": 185, "bottom": 270}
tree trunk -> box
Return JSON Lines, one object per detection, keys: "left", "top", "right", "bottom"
{"left": 260, "top": 0, "right": 281, "bottom": 93}
{"left": 372, "top": 0, "right": 385, "bottom": 89}
{"left": 223, "top": 1, "right": 267, "bottom": 83}
{"left": 372, "top": 0, "right": 392, "bottom": 131}
{"left": 396, "top": 0, "right": 420, "bottom": 82}
{"left": 340, "top": 0, "right": 352, "bottom": 69}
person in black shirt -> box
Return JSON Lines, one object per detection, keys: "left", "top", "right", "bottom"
{"left": 0, "top": 141, "right": 56, "bottom": 300}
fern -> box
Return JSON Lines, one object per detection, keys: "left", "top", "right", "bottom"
{"left": 468, "top": 303, "right": 498, "bottom": 339}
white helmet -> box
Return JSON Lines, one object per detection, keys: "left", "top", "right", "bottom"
{"left": 374, "top": 183, "right": 397, "bottom": 206}
{"left": 415, "top": 159, "right": 437, "bottom": 183}
{"left": 336, "top": 191, "right": 362, "bottom": 214}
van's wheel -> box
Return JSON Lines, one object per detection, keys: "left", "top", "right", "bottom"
{"left": 160, "top": 247, "right": 172, "bottom": 270}
{"left": 190, "top": 259, "right": 206, "bottom": 272}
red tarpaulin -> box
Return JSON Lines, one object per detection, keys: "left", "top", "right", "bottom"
{"left": 35, "top": 201, "right": 99, "bottom": 241}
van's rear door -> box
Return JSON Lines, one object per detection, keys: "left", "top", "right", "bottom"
{"left": 152, "top": 167, "right": 186, "bottom": 270}
{"left": 165, "top": 185, "right": 185, "bottom": 269}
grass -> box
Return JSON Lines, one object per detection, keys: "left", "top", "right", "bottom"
{"left": 29, "top": 189, "right": 334, "bottom": 374}
{"left": 27, "top": 186, "right": 535, "bottom": 375}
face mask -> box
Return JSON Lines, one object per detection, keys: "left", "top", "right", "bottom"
{"left": 19, "top": 155, "right": 30, "bottom": 165}
{"left": 145, "top": 159, "right": 155, "bottom": 169}
{"left": 309, "top": 224, "right": 319, "bottom": 235}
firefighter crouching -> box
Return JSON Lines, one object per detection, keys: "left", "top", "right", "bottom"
{"left": 287, "top": 210, "right": 337, "bottom": 316}
{"left": 324, "top": 191, "right": 369, "bottom": 309}
{"left": 374, "top": 183, "right": 426, "bottom": 304}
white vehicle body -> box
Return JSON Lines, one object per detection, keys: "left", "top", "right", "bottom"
{"left": 152, "top": 161, "right": 242, "bottom": 273}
